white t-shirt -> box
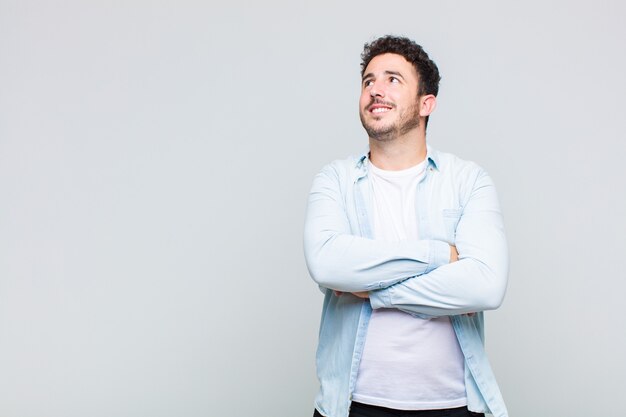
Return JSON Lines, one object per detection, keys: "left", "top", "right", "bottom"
{"left": 352, "top": 159, "right": 467, "bottom": 410}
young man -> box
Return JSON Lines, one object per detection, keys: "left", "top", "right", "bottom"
{"left": 304, "top": 36, "right": 509, "bottom": 417}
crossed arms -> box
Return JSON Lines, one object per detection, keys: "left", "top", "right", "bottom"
{"left": 303, "top": 163, "right": 508, "bottom": 317}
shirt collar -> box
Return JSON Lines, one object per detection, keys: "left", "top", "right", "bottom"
{"left": 427, "top": 146, "right": 441, "bottom": 171}
{"left": 354, "top": 144, "right": 440, "bottom": 176}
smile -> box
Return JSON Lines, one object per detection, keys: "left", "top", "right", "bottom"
{"left": 369, "top": 102, "right": 394, "bottom": 114}
{"left": 371, "top": 107, "right": 391, "bottom": 114}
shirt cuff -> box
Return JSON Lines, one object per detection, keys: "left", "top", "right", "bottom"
{"left": 369, "top": 286, "right": 392, "bottom": 309}
{"left": 370, "top": 240, "right": 450, "bottom": 310}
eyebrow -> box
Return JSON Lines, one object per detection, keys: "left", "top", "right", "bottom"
{"left": 362, "top": 70, "right": 406, "bottom": 82}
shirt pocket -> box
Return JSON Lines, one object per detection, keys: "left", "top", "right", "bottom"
{"left": 442, "top": 208, "right": 463, "bottom": 242}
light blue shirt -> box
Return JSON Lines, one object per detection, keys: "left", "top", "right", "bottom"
{"left": 304, "top": 147, "right": 509, "bottom": 417}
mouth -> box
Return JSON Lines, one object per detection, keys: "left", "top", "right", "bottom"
{"left": 368, "top": 102, "right": 394, "bottom": 115}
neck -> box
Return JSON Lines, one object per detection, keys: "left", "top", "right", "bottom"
{"left": 368, "top": 129, "right": 427, "bottom": 171}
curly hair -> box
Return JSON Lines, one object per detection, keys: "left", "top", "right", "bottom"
{"left": 360, "top": 35, "right": 441, "bottom": 98}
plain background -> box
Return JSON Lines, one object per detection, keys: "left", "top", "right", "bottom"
{"left": 1, "top": 1, "right": 625, "bottom": 416}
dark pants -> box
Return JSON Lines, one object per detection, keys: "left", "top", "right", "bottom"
{"left": 313, "top": 402, "right": 485, "bottom": 417}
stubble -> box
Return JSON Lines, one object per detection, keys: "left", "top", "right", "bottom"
{"left": 360, "top": 98, "right": 421, "bottom": 142}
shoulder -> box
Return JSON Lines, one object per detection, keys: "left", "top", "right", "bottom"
{"left": 429, "top": 148, "right": 495, "bottom": 207}
{"left": 317, "top": 153, "right": 365, "bottom": 181}
{"left": 308, "top": 153, "right": 365, "bottom": 201}
{"left": 430, "top": 147, "right": 486, "bottom": 180}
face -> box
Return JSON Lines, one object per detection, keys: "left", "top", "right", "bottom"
{"left": 359, "top": 53, "right": 421, "bottom": 142}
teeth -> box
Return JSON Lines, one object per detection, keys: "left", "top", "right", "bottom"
{"left": 372, "top": 107, "right": 390, "bottom": 113}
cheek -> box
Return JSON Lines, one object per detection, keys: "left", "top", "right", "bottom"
{"left": 397, "top": 94, "right": 414, "bottom": 110}
{"left": 359, "top": 93, "right": 370, "bottom": 109}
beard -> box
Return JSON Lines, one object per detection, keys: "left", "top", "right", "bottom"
{"left": 360, "top": 99, "right": 421, "bottom": 142}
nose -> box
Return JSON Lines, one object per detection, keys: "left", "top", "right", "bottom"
{"left": 369, "top": 81, "right": 385, "bottom": 98}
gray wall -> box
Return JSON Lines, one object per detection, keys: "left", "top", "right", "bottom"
{"left": 1, "top": 1, "right": 624, "bottom": 416}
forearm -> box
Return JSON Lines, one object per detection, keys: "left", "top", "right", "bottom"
{"left": 304, "top": 231, "right": 451, "bottom": 292}
{"left": 369, "top": 242, "right": 508, "bottom": 316}
{"left": 369, "top": 170, "right": 509, "bottom": 316}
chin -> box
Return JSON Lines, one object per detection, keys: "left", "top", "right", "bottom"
{"left": 364, "top": 125, "right": 396, "bottom": 142}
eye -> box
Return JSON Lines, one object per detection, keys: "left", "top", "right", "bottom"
{"left": 389, "top": 76, "right": 399, "bottom": 83}
{"left": 363, "top": 79, "right": 374, "bottom": 88}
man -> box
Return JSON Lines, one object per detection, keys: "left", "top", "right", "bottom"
{"left": 304, "top": 36, "right": 509, "bottom": 417}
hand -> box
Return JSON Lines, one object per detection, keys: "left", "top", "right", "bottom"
{"left": 351, "top": 291, "right": 369, "bottom": 299}
{"left": 449, "top": 245, "right": 459, "bottom": 263}
{"left": 333, "top": 290, "right": 369, "bottom": 299}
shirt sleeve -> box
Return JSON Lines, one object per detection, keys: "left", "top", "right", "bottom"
{"left": 303, "top": 163, "right": 451, "bottom": 293}
{"left": 368, "top": 169, "right": 509, "bottom": 316}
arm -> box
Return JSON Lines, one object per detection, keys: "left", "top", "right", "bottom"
{"left": 369, "top": 170, "right": 509, "bottom": 316}
{"left": 303, "top": 163, "right": 451, "bottom": 292}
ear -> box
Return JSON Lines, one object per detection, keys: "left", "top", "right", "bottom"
{"left": 419, "top": 94, "right": 437, "bottom": 117}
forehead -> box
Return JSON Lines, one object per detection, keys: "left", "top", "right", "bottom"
{"left": 363, "top": 53, "right": 418, "bottom": 80}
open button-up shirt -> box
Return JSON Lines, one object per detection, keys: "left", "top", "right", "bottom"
{"left": 304, "top": 147, "right": 509, "bottom": 417}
